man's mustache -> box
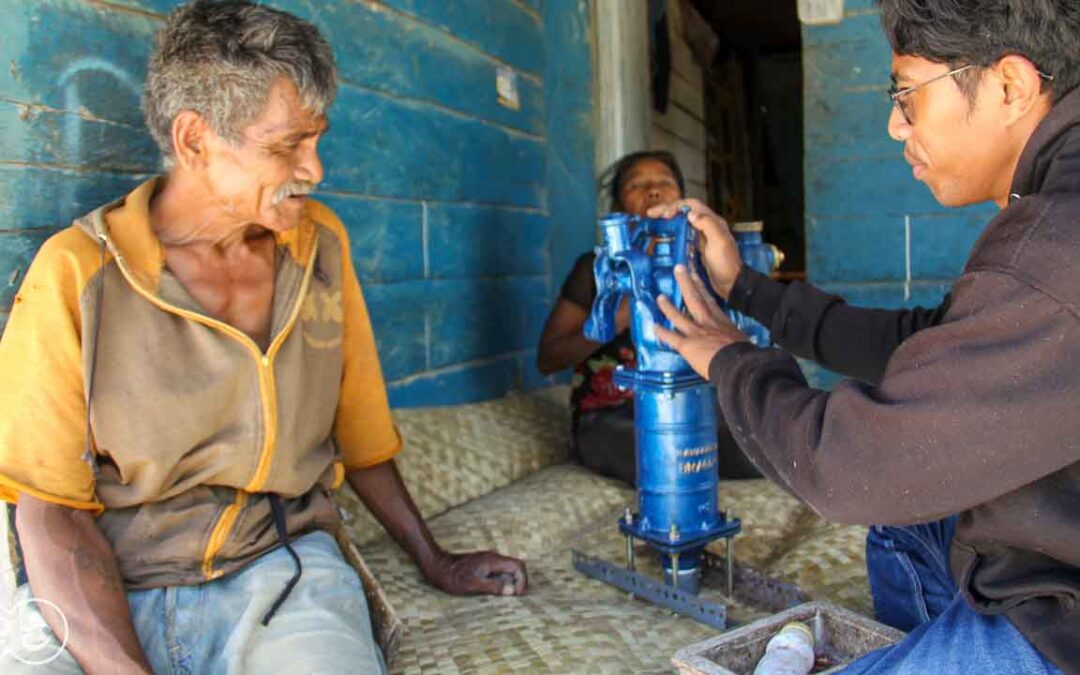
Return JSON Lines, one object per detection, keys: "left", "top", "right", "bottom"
{"left": 272, "top": 181, "right": 316, "bottom": 205}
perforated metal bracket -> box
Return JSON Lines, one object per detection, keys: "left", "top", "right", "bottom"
{"left": 571, "top": 550, "right": 728, "bottom": 630}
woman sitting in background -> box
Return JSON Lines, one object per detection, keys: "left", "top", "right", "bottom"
{"left": 537, "top": 150, "right": 760, "bottom": 485}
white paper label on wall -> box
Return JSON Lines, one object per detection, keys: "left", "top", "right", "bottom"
{"left": 797, "top": 0, "right": 844, "bottom": 25}
{"left": 496, "top": 65, "right": 520, "bottom": 110}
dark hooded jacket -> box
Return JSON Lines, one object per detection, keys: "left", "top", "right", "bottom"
{"left": 710, "top": 88, "right": 1080, "bottom": 672}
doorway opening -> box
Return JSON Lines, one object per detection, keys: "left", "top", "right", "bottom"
{"left": 651, "top": 0, "right": 805, "bottom": 278}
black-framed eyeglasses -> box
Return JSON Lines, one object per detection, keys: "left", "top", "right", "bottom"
{"left": 888, "top": 64, "right": 1056, "bottom": 125}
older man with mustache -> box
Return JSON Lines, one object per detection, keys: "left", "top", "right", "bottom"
{"left": 0, "top": 2, "right": 525, "bottom": 673}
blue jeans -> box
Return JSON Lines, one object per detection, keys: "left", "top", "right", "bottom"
{"left": 3, "top": 530, "right": 386, "bottom": 674}
{"left": 841, "top": 517, "right": 1061, "bottom": 674}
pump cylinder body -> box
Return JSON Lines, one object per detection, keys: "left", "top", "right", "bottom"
{"left": 634, "top": 381, "right": 720, "bottom": 593}
{"left": 635, "top": 383, "right": 720, "bottom": 538}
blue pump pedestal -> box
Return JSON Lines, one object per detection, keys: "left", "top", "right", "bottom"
{"left": 615, "top": 369, "right": 740, "bottom": 595}
{"left": 571, "top": 209, "right": 781, "bottom": 626}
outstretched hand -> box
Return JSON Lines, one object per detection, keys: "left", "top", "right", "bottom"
{"left": 655, "top": 264, "right": 748, "bottom": 379}
{"left": 423, "top": 550, "right": 528, "bottom": 596}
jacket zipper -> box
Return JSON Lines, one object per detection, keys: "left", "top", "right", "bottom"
{"left": 99, "top": 226, "right": 319, "bottom": 580}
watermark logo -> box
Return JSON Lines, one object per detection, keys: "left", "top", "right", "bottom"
{"left": 1, "top": 588, "right": 69, "bottom": 666}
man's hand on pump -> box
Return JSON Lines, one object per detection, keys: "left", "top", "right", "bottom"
{"left": 647, "top": 199, "right": 743, "bottom": 300}
{"left": 648, "top": 198, "right": 750, "bottom": 378}
{"left": 656, "top": 263, "right": 748, "bottom": 380}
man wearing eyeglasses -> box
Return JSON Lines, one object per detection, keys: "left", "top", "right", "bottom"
{"left": 651, "top": 1, "right": 1079, "bottom": 673}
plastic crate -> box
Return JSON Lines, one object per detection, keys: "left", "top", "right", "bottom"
{"left": 672, "top": 601, "right": 905, "bottom": 675}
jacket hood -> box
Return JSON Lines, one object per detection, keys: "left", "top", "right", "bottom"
{"left": 1011, "top": 86, "right": 1080, "bottom": 199}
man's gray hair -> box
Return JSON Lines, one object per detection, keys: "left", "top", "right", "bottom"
{"left": 143, "top": 0, "right": 337, "bottom": 165}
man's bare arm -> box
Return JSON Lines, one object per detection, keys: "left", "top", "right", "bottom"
{"left": 15, "top": 494, "right": 152, "bottom": 674}
{"left": 346, "top": 459, "right": 526, "bottom": 595}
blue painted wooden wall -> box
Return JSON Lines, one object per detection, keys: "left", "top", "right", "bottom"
{"left": 0, "top": 0, "right": 595, "bottom": 407}
{"left": 801, "top": 0, "right": 996, "bottom": 387}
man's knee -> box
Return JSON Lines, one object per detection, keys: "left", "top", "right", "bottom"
{"left": 866, "top": 518, "right": 957, "bottom": 574}
{"left": 865, "top": 519, "right": 960, "bottom": 632}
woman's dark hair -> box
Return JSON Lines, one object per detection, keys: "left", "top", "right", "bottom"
{"left": 879, "top": 0, "right": 1080, "bottom": 102}
{"left": 599, "top": 150, "right": 686, "bottom": 212}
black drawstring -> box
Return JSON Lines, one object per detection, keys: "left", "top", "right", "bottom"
{"left": 261, "top": 494, "right": 303, "bottom": 626}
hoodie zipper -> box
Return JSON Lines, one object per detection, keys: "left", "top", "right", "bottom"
{"left": 97, "top": 225, "right": 319, "bottom": 580}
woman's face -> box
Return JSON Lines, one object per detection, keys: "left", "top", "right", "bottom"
{"left": 618, "top": 158, "right": 682, "bottom": 216}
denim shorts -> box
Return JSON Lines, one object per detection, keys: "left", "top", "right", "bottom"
{"left": 2, "top": 530, "right": 385, "bottom": 674}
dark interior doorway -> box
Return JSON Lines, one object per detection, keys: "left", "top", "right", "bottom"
{"left": 693, "top": 0, "right": 805, "bottom": 278}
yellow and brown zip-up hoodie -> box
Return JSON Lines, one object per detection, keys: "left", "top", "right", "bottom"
{"left": 0, "top": 178, "right": 402, "bottom": 588}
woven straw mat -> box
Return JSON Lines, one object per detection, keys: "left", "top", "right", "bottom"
{"left": 338, "top": 389, "right": 872, "bottom": 674}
